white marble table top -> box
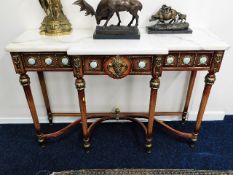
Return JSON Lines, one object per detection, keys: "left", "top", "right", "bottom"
{"left": 6, "top": 28, "right": 229, "bottom": 55}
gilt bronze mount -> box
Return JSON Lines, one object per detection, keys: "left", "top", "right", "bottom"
{"left": 147, "top": 5, "right": 192, "bottom": 34}
{"left": 104, "top": 56, "right": 132, "bottom": 79}
{"left": 39, "top": 0, "right": 72, "bottom": 36}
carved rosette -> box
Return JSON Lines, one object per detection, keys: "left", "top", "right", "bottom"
{"left": 19, "top": 74, "right": 30, "bottom": 87}
{"left": 104, "top": 56, "right": 132, "bottom": 79}
{"left": 205, "top": 74, "right": 216, "bottom": 85}
{"left": 75, "top": 78, "right": 85, "bottom": 91}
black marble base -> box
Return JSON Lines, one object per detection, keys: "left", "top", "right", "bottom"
{"left": 93, "top": 25, "right": 140, "bottom": 39}
{"left": 147, "top": 22, "right": 192, "bottom": 34}
{"left": 147, "top": 28, "right": 193, "bottom": 34}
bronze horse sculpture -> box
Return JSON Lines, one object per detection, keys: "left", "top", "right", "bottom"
{"left": 150, "top": 5, "right": 186, "bottom": 24}
{"left": 73, "top": 0, "right": 142, "bottom": 27}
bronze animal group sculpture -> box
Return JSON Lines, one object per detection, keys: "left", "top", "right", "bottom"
{"left": 39, "top": 0, "right": 72, "bottom": 35}
{"left": 150, "top": 5, "right": 186, "bottom": 24}
{"left": 147, "top": 5, "right": 192, "bottom": 34}
{"left": 73, "top": 0, "right": 142, "bottom": 39}
{"left": 73, "top": 0, "right": 142, "bottom": 27}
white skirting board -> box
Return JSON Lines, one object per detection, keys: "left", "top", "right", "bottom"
{"left": 0, "top": 111, "right": 225, "bottom": 124}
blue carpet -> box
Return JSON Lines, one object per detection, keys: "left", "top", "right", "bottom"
{"left": 0, "top": 116, "right": 233, "bottom": 175}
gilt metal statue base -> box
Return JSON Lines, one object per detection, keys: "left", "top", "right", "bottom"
{"left": 40, "top": 16, "right": 72, "bottom": 36}
{"left": 93, "top": 26, "right": 140, "bottom": 39}
{"left": 39, "top": 0, "right": 72, "bottom": 36}
{"left": 147, "top": 22, "right": 192, "bottom": 34}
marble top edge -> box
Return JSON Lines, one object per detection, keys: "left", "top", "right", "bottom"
{"left": 5, "top": 28, "right": 230, "bottom": 54}
{"left": 67, "top": 50, "right": 169, "bottom": 55}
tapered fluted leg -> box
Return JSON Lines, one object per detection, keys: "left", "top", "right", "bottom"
{"left": 75, "top": 78, "right": 90, "bottom": 152}
{"left": 37, "top": 72, "right": 53, "bottom": 125}
{"left": 146, "top": 78, "right": 160, "bottom": 153}
{"left": 191, "top": 73, "right": 216, "bottom": 146}
{"left": 182, "top": 71, "right": 197, "bottom": 124}
{"left": 20, "top": 74, "right": 45, "bottom": 145}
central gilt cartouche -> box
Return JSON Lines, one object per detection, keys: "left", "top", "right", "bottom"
{"left": 104, "top": 56, "right": 132, "bottom": 79}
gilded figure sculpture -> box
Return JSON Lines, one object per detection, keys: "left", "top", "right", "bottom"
{"left": 39, "top": 0, "right": 72, "bottom": 35}
{"left": 73, "top": 0, "right": 143, "bottom": 39}
{"left": 147, "top": 5, "right": 192, "bottom": 34}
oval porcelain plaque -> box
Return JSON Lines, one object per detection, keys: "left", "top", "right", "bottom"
{"left": 45, "top": 57, "right": 53, "bottom": 65}
{"left": 62, "top": 57, "right": 69, "bottom": 65}
{"left": 138, "top": 61, "right": 146, "bottom": 69}
{"left": 90, "top": 61, "right": 98, "bottom": 69}
{"left": 183, "top": 56, "right": 191, "bottom": 65}
{"left": 28, "top": 57, "right": 36, "bottom": 65}
{"left": 199, "top": 56, "right": 208, "bottom": 65}
{"left": 167, "top": 56, "right": 175, "bottom": 65}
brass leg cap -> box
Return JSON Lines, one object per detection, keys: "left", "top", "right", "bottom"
{"left": 38, "top": 139, "right": 46, "bottom": 148}
{"left": 189, "top": 141, "right": 196, "bottom": 149}
{"left": 37, "top": 134, "right": 46, "bottom": 148}
{"left": 38, "top": 137, "right": 45, "bottom": 143}
{"left": 145, "top": 141, "right": 152, "bottom": 153}
{"left": 83, "top": 138, "right": 91, "bottom": 153}
{"left": 146, "top": 147, "right": 152, "bottom": 154}
{"left": 49, "top": 119, "right": 53, "bottom": 126}
{"left": 181, "top": 113, "right": 187, "bottom": 124}
{"left": 39, "top": 142, "right": 46, "bottom": 148}
{"left": 189, "top": 135, "right": 198, "bottom": 149}
{"left": 191, "top": 133, "right": 198, "bottom": 142}
{"left": 181, "top": 118, "right": 186, "bottom": 125}
{"left": 84, "top": 145, "right": 91, "bottom": 153}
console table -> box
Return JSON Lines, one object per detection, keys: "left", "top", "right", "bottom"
{"left": 6, "top": 28, "right": 229, "bottom": 153}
